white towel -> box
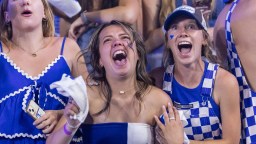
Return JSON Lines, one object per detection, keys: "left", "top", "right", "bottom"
{"left": 179, "top": 111, "right": 190, "bottom": 144}
{"left": 48, "top": 0, "right": 81, "bottom": 18}
{"left": 50, "top": 74, "right": 89, "bottom": 123}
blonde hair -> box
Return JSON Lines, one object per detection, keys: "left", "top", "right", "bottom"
{"left": 159, "top": 0, "right": 175, "bottom": 25}
{"left": 0, "top": 0, "right": 54, "bottom": 45}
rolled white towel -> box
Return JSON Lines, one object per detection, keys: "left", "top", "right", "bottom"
{"left": 50, "top": 74, "right": 89, "bottom": 123}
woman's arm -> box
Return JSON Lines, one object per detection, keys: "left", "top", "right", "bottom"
{"left": 46, "top": 101, "right": 81, "bottom": 144}
{"left": 62, "top": 37, "right": 88, "bottom": 79}
{"left": 144, "top": 28, "right": 165, "bottom": 53}
{"left": 68, "top": 0, "right": 140, "bottom": 40}
{"left": 214, "top": 68, "right": 241, "bottom": 143}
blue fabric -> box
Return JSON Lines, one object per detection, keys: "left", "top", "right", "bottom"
{"left": 0, "top": 42, "right": 2, "bottom": 52}
{"left": 0, "top": 38, "right": 69, "bottom": 143}
{"left": 225, "top": 0, "right": 256, "bottom": 143}
{"left": 80, "top": 122, "right": 153, "bottom": 144}
{"left": 163, "top": 61, "right": 222, "bottom": 140}
{"left": 82, "top": 123, "right": 128, "bottom": 144}
{"left": 0, "top": 137, "right": 45, "bottom": 144}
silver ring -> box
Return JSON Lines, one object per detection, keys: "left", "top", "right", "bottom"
{"left": 70, "top": 114, "right": 77, "bottom": 120}
{"left": 169, "top": 116, "right": 175, "bottom": 121}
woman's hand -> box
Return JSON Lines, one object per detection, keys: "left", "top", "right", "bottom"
{"left": 64, "top": 99, "right": 81, "bottom": 128}
{"left": 33, "top": 109, "right": 62, "bottom": 134}
{"left": 68, "top": 17, "right": 87, "bottom": 40}
{"left": 154, "top": 103, "right": 184, "bottom": 144}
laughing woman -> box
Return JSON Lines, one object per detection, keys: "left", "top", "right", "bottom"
{"left": 151, "top": 5, "right": 241, "bottom": 143}
{"left": 47, "top": 20, "right": 185, "bottom": 144}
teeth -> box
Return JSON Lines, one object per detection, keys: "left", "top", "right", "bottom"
{"left": 113, "top": 50, "right": 125, "bottom": 57}
{"left": 178, "top": 41, "right": 191, "bottom": 45}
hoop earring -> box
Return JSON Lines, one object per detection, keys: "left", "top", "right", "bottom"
{"left": 42, "top": 18, "right": 48, "bottom": 28}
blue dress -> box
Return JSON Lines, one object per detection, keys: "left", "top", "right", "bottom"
{"left": 163, "top": 61, "right": 222, "bottom": 140}
{"left": 0, "top": 38, "right": 69, "bottom": 143}
{"left": 80, "top": 122, "right": 154, "bottom": 144}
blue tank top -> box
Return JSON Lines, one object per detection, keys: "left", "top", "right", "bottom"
{"left": 163, "top": 61, "right": 222, "bottom": 140}
{"left": 225, "top": 0, "right": 256, "bottom": 143}
{"left": 0, "top": 38, "right": 69, "bottom": 142}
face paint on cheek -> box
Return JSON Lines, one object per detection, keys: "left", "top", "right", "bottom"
{"left": 169, "top": 34, "right": 174, "bottom": 40}
{"left": 127, "top": 41, "right": 134, "bottom": 49}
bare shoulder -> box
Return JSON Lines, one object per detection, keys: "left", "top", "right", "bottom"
{"left": 214, "top": 67, "right": 239, "bottom": 102}
{"left": 51, "top": 37, "right": 87, "bottom": 78}
{"left": 215, "top": 67, "right": 238, "bottom": 88}
{"left": 146, "top": 85, "right": 171, "bottom": 107}
{"left": 53, "top": 37, "right": 81, "bottom": 62}
{"left": 211, "top": 67, "right": 239, "bottom": 106}
{"left": 49, "top": 37, "right": 80, "bottom": 54}
{"left": 61, "top": 37, "right": 81, "bottom": 54}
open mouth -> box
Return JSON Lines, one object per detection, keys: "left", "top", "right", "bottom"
{"left": 21, "top": 10, "right": 32, "bottom": 16}
{"left": 178, "top": 41, "right": 192, "bottom": 54}
{"left": 113, "top": 50, "right": 127, "bottom": 62}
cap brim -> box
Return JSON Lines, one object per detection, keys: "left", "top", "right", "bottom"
{"left": 164, "top": 10, "right": 204, "bottom": 31}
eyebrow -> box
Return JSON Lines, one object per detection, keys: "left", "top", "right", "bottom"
{"left": 102, "top": 33, "right": 129, "bottom": 39}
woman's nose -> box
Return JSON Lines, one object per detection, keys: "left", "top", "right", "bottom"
{"left": 21, "top": 0, "right": 30, "bottom": 6}
{"left": 112, "top": 39, "right": 125, "bottom": 47}
{"left": 177, "top": 27, "right": 189, "bottom": 38}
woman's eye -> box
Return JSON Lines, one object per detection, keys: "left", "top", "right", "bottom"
{"left": 121, "top": 36, "right": 132, "bottom": 43}
{"left": 170, "top": 25, "right": 178, "bottom": 30}
{"left": 122, "top": 36, "right": 131, "bottom": 40}
{"left": 103, "top": 38, "right": 111, "bottom": 44}
{"left": 186, "top": 24, "right": 198, "bottom": 30}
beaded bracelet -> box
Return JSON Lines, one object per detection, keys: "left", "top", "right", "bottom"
{"left": 63, "top": 123, "right": 72, "bottom": 136}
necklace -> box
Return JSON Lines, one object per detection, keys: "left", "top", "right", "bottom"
{"left": 118, "top": 88, "right": 136, "bottom": 95}
{"left": 119, "top": 91, "right": 125, "bottom": 94}
{"left": 19, "top": 47, "right": 45, "bottom": 57}
{"left": 11, "top": 39, "right": 48, "bottom": 57}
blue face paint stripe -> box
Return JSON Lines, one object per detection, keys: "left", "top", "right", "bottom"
{"left": 127, "top": 42, "right": 133, "bottom": 49}
{"left": 170, "top": 34, "right": 174, "bottom": 39}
